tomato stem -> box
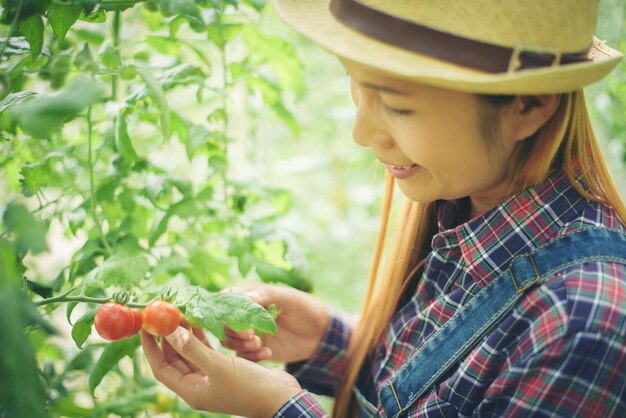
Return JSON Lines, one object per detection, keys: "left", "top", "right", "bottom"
{"left": 35, "top": 294, "right": 183, "bottom": 310}
{"left": 35, "top": 295, "right": 142, "bottom": 308}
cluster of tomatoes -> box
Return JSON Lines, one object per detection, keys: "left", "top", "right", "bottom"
{"left": 94, "top": 299, "right": 182, "bottom": 341}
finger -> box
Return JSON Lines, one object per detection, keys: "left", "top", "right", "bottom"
{"left": 192, "top": 327, "right": 210, "bottom": 346}
{"left": 237, "top": 347, "right": 273, "bottom": 363}
{"left": 223, "top": 334, "right": 263, "bottom": 352}
{"left": 141, "top": 330, "right": 187, "bottom": 383}
{"left": 141, "top": 330, "right": 211, "bottom": 408}
{"left": 180, "top": 318, "right": 211, "bottom": 347}
{"left": 224, "top": 326, "right": 255, "bottom": 340}
{"left": 162, "top": 335, "right": 201, "bottom": 373}
{"left": 165, "top": 326, "right": 236, "bottom": 379}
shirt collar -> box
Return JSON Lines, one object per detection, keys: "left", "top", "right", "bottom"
{"left": 432, "top": 168, "right": 587, "bottom": 288}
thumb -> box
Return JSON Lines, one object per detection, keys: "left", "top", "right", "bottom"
{"left": 166, "top": 327, "right": 217, "bottom": 370}
{"left": 164, "top": 326, "right": 285, "bottom": 417}
{"left": 166, "top": 326, "right": 240, "bottom": 377}
{"left": 165, "top": 328, "right": 237, "bottom": 392}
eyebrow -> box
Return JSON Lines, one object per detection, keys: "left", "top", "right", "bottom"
{"left": 361, "top": 82, "right": 409, "bottom": 96}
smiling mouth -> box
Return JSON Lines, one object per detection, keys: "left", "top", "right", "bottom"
{"left": 385, "top": 163, "right": 421, "bottom": 179}
{"left": 388, "top": 164, "right": 416, "bottom": 170}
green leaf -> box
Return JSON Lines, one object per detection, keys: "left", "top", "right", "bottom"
{"left": 101, "top": 45, "right": 122, "bottom": 69}
{"left": 19, "top": 152, "right": 65, "bottom": 195}
{"left": 158, "top": 0, "right": 204, "bottom": 29}
{"left": 74, "top": 43, "right": 97, "bottom": 72}
{"left": 24, "top": 278, "right": 53, "bottom": 298}
{"left": 0, "top": 90, "right": 38, "bottom": 113}
{"left": 150, "top": 253, "right": 193, "bottom": 281}
{"left": 0, "top": 242, "right": 51, "bottom": 418}
{"left": 243, "top": 25, "right": 304, "bottom": 94}
{"left": 49, "top": 397, "right": 93, "bottom": 417}
{"left": 184, "top": 124, "right": 225, "bottom": 161}
{"left": 243, "top": 0, "right": 266, "bottom": 11}
{"left": 18, "top": 14, "right": 44, "bottom": 60}
{"left": 47, "top": 3, "right": 81, "bottom": 42}
{"left": 0, "top": 287, "right": 49, "bottom": 418}
{"left": 185, "top": 289, "right": 276, "bottom": 340}
{"left": 2, "top": 201, "right": 48, "bottom": 254}
{"left": 255, "top": 260, "right": 312, "bottom": 292}
{"left": 116, "top": 113, "right": 139, "bottom": 162}
{"left": 79, "top": 9, "right": 106, "bottom": 23}
{"left": 69, "top": 238, "right": 100, "bottom": 278}
{"left": 137, "top": 68, "right": 170, "bottom": 140}
{"left": 246, "top": 76, "right": 299, "bottom": 134}
{"left": 64, "top": 345, "right": 96, "bottom": 373}
{"left": 89, "top": 336, "right": 140, "bottom": 396}
{"left": 10, "top": 76, "right": 105, "bottom": 137}
{"left": 0, "top": 239, "right": 18, "bottom": 284}
{"left": 86, "top": 253, "right": 151, "bottom": 286}
{"left": 148, "top": 198, "right": 203, "bottom": 246}
{"left": 71, "top": 308, "right": 96, "bottom": 349}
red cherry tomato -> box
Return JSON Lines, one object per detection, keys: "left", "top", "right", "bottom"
{"left": 128, "top": 308, "right": 144, "bottom": 336}
{"left": 94, "top": 302, "right": 136, "bottom": 341}
{"left": 142, "top": 300, "right": 182, "bottom": 337}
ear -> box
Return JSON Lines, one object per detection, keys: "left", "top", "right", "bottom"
{"left": 501, "top": 94, "right": 561, "bottom": 143}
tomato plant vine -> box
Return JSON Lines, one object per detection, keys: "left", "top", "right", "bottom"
{"left": 0, "top": 0, "right": 310, "bottom": 416}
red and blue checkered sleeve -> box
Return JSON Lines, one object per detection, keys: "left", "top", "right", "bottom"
{"left": 273, "top": 391, "right": 329, "bottom": 418}
{"left": 285, "top": 309, "right": 353, "bottom": 396}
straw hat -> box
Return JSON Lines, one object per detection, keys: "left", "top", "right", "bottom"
{"left": 271, "top": 0, "right": 623, "bottom": 94}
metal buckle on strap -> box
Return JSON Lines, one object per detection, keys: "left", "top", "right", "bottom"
{"left": 510, "top": 253, "right": 541, "bottom": 293}
{"left": 508, "top": 44, "right": 562, "bottom": 72}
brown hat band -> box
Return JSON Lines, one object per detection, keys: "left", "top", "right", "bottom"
{"left": 330, "top": 0, "right": 591, "bottom": 73}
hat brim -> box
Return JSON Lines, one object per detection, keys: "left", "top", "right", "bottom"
{"left": 272, "top": 0, "right": 623, "bottom": 94}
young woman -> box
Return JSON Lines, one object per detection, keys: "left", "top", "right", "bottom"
{"left": 141, "top": 0, "right": 626, "bottom": 417}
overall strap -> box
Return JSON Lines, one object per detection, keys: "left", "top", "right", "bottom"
{"left": 378, "top": 227, "right": 626, "bottom": 418}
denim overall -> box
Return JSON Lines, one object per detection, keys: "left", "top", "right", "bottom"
{"left": 354, "top": 227, "right": 626, "bottom": 418}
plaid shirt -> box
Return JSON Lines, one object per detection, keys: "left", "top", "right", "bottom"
{"left": 274, "top": 168, "right": 626, "bottom": 418}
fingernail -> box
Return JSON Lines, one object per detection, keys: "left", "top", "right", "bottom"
{"left": 167, "top": 327, "right": 190, "bottom": 350}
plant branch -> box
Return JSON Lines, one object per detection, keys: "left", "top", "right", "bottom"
{"left": 111, "top": 10, "right": 121, "bottom": 100}
{"left": 35, "top": 294, "right": 184, "bottom": 309}
{"left": 217, "top": 13, "right": 231, "bottom": 208}
{"left": 86, "top": 106, "right": 113, "bottom": 255}
{"left": 35, "top": 294, "right": 146, "bottom": 308}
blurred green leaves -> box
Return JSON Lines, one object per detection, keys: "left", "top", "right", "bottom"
{"left": 17, "top": 14, "right": 43, "bottom": 59}
{"left": 2, "top": 201, "right": 47, "bottom": 255}
{"left": 9, "top": 76, "right": 105, "bottom": 136}
{"left": 47, "top": 3, "right": 81, "bottom": 42}
{"left": 0, "top": 239, "right": 53, "bottom": 418}
{"left": 0, "top": 0, "right": 318, "bottom": 416}
{"left": 88, "top": 335, "right": 140, "bottom": 396}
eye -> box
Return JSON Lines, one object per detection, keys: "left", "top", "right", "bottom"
{"left": 383, "top": 104, "right": 414, "bottom": 117}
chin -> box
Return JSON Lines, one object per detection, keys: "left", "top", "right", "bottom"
{"left": 396, "top": 183, "right": 439, "bottom": 203}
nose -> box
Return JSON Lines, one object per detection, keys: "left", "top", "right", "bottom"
{"left": 351, "top": 90, "right": 393, "bottom": 151}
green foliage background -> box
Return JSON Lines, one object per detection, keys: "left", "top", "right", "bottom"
{"left": 0, "top": 0, "right": 624, "bottom": 416}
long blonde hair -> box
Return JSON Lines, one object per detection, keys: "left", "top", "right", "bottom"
{"left": 332, "top": 90, "right": 626, "bottom": 417}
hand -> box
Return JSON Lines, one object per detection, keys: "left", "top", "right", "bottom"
{"left": 141, "top": 327, "right": 302, "bottom": 418}
{"left": 223, "top": 284, "right": 330, "bottom": 363}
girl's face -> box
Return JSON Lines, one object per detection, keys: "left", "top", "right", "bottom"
{"left": 344, "top": 60, "right": 517, "bottom": 217}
